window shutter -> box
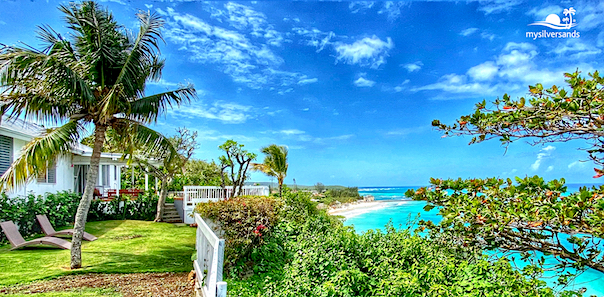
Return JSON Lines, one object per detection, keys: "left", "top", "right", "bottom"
{"left": 47, "top": 160, "right": 56, "bottom": 183}
{"left": 0, "top": 135, "right": 13, "bottom": 177}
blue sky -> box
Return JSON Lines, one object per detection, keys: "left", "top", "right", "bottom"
{"left": 2, "top": 0, "right": 604, "bottom": 186}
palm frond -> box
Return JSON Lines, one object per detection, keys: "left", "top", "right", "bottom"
{"left": 127, "top": 85, "right": 196, "bottom": 123}
{"left": 112, "top": 10, "right": 164, "bottom": 99}
{"left": 115, "top": 119, "right": 177, "bottom": 163}
{"left": 0, "top": 36, "right": 92, "bottom": 123}
{"left": 0, "top": 121, "right": 85, "bottom": 191}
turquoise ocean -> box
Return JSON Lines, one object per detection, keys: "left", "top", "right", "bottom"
{"left": 343, "top": 185, "right": 604, "bottom": 296}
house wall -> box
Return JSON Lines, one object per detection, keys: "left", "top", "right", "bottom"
{"left": 1, "top": 133, "right": 124, "bottom": 198}
{"left": 6, "top": 138, "right": 74, "bottom": 198}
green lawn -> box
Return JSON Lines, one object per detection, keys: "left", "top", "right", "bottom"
{"left": 0, "top": 220, "right": 196, "bottom": 286}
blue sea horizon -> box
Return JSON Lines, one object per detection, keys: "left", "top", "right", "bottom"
{"left": 346, "top": 185, "right": 604, "bottom": 296}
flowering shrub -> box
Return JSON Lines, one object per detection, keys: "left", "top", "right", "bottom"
{"left": 194, "top": 195, "right": 281, "bottom": 272}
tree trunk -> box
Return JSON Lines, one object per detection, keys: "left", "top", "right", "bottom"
{"left": 278, "top": 176, "right": 284, "bottom": 197}
{"left": 154, "top": 177, "right": 168, "bottom": 222}
{"left": 71, "top": 125, "right": 106, "bottom": 269}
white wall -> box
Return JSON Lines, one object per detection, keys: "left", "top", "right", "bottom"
{"left": 8, "top": 138, "right": 74, "bottom": 198}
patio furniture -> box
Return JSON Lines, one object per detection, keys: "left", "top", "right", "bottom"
{"left": 0, "top": 221, "right": 71, "bottom": 250}
{"left": 36, "top": 215, "right": 97, "bottom": 241}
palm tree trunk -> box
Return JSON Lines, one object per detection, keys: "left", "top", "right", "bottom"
{"left": 155, "top": 177, "right": 168, "bottom": 222}
{"left": 71, "top": 124, "right": 107, "bottom": 269}
{"left": 278, "top": 176, "right": 284, "bottom": 197}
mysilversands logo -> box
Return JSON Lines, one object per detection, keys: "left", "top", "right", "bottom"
{"left": 526, "top": 7, "right": 580, "bottom": 40}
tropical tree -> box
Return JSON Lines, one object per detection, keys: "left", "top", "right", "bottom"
{"left": 253, "top": 144, "right": 288, "bottom": 197}
{"left": 169, "top": 159, "right": 224, "bottom": 190}
{"left": 408, "top": 70, "right": 604, "bottom": 278}
{"left": 134, "top": 128, "right": 197, "bottom": 222}
{"left": 0, "top": 2, "right": 195, "bottom": 269}
{"left": 218, "top": 140, "right": 256, "bottom": 197}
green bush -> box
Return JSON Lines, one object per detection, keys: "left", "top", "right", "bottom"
{"left": 194, "top": 195, "right": 281, "bottom": 274}
{"left": 0, "top": 191, "right": 80, "bottom": 244}
{"left": 1, "top": 191, "right": 159, "bottom": 244}
{"left": 318, "top": 187, "right": 362, "bottom": 206}
{"left": 226, "top": 191, "right": 578, "bottom": 297}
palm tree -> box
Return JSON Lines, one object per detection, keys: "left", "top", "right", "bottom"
{"left": 253, "top": 144, "right": 288, "bottom": 197}
{"left": 0, "top": 2, "right": 195, "bottom": 269}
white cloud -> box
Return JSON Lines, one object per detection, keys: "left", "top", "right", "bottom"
{"left": 277, "top": 129, "right": 305, "bottom": 135}
{"left": 298, "top": 77, "right": 319, "bottom": 85}
{"left": 478, "top": 0, "right": 522, "bottom": 15}
{"left": 159, "top": 5, "right": 309, "bottom": 93}
{"left": 598, "top": 32, "right": 604, "bottom": 48}
{"left": 377, "top": 2, "right": 409, "bottom": 21}
{"left": 550, "top": 41, "right": 602, "bottom": 59}
{"left": 402, "top": 61, "right": 423, "bottom": 73}
{"left": 575, "top": 2, "right": 604, "bottom": 31}
{"left": 531, "top": 146, "right": 556, "bottom": 171}
{"left": 393, "top": 79, "right": 410, "bottom": 92}
{"left": 354, "top": 77, "right": 376, "bottom": 87}
{"left": 568, "top": 161, "right": 586, "bottom": 169}
{"left": 460, "top": 28, "right": 479, "bottom": 36}
{"left": 174, "top": 101, "right": 254, "bottom": 124}
{"left": 292, "top": 27, "right": 336, "bottom": 53}
{"left": 334, "top": 36, "right": 394, "bottom": 68}
{"left": 193, "top": 129, "right": 256, "bottom": 142}
{"left": 147, "top": 79, "right": 186, "bottom": 89}
{"left": 527, "top": 5, "right": 563, "bottom": 20}
{"left": 269, "top": 129, "right": 354, "bottom": 144}
{"left": 349, "top": 2, "right": 375, "bottom": 13}
{"left": 467, "top": 61, "right": 498, "bottom": 81}
{"left": 546, "top": 166, "right": 554, "bottom": 172}
{"left": 412, "top": 42, "right": 580, "bottom": 99}
{"left": 386, "top": 126, "right": 429, "bottom": 136}
{"left": 481, "top": 32, "right": 496, "bottom": 41}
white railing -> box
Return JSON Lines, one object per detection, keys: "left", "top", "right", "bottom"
{"left": 183, "top": 186, "right": 270, "bottom": 224}
{"left": 194, "top": 213, "right": 226, "bottom": 297}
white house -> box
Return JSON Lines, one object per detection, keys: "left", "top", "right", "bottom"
{"left": 0, "top": 116, "right": 126, "bottom": 198}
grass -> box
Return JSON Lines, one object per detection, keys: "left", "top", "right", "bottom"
{"left": 0, "top": 220, "right": 196, "bottom": 287}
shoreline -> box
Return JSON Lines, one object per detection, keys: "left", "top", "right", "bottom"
{"left": 328, "top": 200, "right": 395, "bottom": 219}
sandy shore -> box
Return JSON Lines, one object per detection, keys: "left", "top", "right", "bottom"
{"left": 328, "top": 200, "right": 393, "bottom": 219}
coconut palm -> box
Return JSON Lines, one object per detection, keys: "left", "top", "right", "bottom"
{"left": 0, "top": 1, "right": 195, "bottom": 269}
{"left": 253, "top": 144, "right": 288, "bottom": 197}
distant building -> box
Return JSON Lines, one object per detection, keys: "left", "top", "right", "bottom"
{"left": 0, "top": 116, "right": 126, "bottom": 198}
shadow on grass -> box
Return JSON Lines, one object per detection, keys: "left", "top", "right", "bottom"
{"left": 0, "top": 220, "right": 196, "bottom": 286}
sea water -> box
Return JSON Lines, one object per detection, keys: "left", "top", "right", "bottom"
{"left": 344, "top": 185, "right": 604, "bottom": 296}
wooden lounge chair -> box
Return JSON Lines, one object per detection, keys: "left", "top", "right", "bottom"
{"left": 36, "top": 215, "right": 97, "bottom": 241}
{"left": 0, "top": 221, "right": 71, "bottom": 250}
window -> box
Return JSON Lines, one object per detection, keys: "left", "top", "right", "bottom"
{"left": 101, "top": 165, "right": 110, "bottom": 187}
{"left": 0, "top": 135, "right": 13, "bottom": 178}
{"left": 37, "top": 159, "right": 56, "bottom": 184}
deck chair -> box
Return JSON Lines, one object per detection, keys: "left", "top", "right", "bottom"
{"left": 36, "top": 215, "right": 97, "bottom": 241}
{"left": 0, "top": 221, "right": 71, "bottom": 250}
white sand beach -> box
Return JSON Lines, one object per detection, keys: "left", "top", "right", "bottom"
{"left": 328, "top": 201, "right": 394, "bottom": 219}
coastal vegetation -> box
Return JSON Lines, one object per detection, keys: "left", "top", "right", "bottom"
{"left": 408, "top": 71, "right": 604, "bottom": 285}
{"left": 317, "top": 187, "right": 363, "bottom": 206}
{"left": 0, "top": 1, "right": 195, "bottom": 268}
{"left": 253, "top": 144, "right": 289, "bottom": 197}
{"left": 198, "top": 190, "right": 571, "bottom": 296}
{"left": 219, "top": 140, "right": 257, "bottom": 197}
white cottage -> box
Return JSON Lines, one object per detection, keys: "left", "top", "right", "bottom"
{"left": 0, "top": 116, "right": 126, "bottom": 198}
